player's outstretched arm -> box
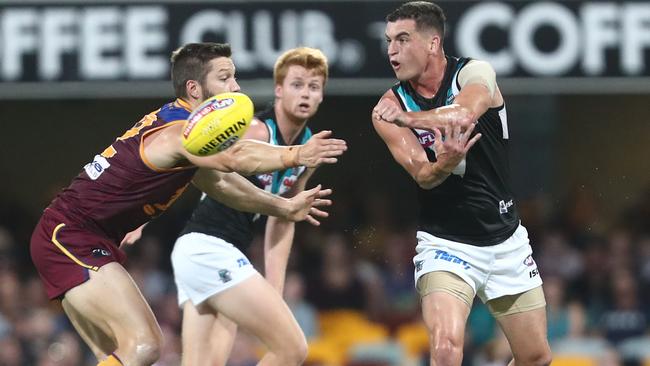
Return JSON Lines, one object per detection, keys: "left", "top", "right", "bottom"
{"left": 146, "top": 122, "right": 346, "bottom": 174}
{"left": 185, "top": 130, "right": 346, "bottom": 175}
{"left": 193, "top": 168, "right": 331, "bottom": 222}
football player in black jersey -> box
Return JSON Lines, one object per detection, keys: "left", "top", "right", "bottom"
{"left": 372, "top": 2, "right": 551, "bottom": 366}
{"left": 171, "top": 47, "right": 331, "bottom": 366}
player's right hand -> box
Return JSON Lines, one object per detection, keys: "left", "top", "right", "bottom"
{"left": 297, "top": 131, "right": 347, "bottom": 167}
{"left": 373, "top": 98, "right": 411, "bottom": 127}
{"left": 432, "top": 123, "right": 482, "bottom": 173}
{"left": 285, "top": 185, "right": 332, "bottom": 225}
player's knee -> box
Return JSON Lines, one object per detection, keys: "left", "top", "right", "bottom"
{"left": 279, "top": 332, "right": 308, "bottom": 365}
{"left": 131, "top": 335, "right": 162, "bottom": 365}
{"left": 515, "top": 349, "right": 552, "bottom": 366}
{"left": 295, "top": 336, "right": 309, "bottom": 363}
{"left": 431, "top": 333, "right": 463, "bottom": 366}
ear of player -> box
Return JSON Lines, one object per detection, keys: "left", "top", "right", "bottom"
{"left": 182, "top": 92, "right": 254, "bottom": 156}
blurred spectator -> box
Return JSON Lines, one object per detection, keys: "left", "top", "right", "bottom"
{"left": 226, "top": 330, "right": 259, "bottom": 366}
{"left": 473, "top": 328, "right": 512, "bottom": 366}
{"left": 0, "top": 334, "right": 25, "bottom": 366}
{"left": 156, "top": 324, "right": 181, "bottom": 366}
{"left": 306, "top": 233, "right": 374, "bottom": 312}
{"left": 568, "top": 236, "right": 610, "bottom": 330}
{"left": 606, "top": 229, "right": 635, "bottom": 274}
{"left": 560, "top": 185, "right": 604, "bottom": 244}
{"left": 465, "top": 301, "right": 498, "bottom": 365}
{"left": 599, "top": 269, "right": 647, "bottom": 345}
{"left": 35, "top": 331, "right": 83, "bottom": 366}
{"left": 543, "top": 275, "right": 586, "bottom": 342}
{"left": 598, "top": 348, "right": 622, "bottom": 366}
{"left": 284, "top": 271, "right": 319, "bottom": 339}
{"left": 0, "top": 268, "right": 21, "bottom": 322}
{"left": 536, "top": 229, "right": 584, "bottom": 280}
{"left": 125, "top": 235, "right": 173, "bottom": 304}
{"left": 375, "top": 232, "right": 419, "bottom": 326}
{"left": 622, "top": 184, "right": 650, "bottom": 235}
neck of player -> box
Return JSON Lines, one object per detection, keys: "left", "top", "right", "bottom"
{"left": 274, "top": 102, "right": 308, "bottom": 145}
{"left": 410, "top": 54, "right": 447, "bottom": 99}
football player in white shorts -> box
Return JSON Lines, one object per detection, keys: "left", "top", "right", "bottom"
{"left": 172, "top": 47, "right": 331, "bottom": 366}
{"left": 372, "top": 2, "right": 551, "bottom": 366}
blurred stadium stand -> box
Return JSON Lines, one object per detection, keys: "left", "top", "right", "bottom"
{"left": 1, "top": 1, "right": 650, "bottom": 365}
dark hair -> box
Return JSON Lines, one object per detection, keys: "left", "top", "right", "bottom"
{"left": 386, "top": 1, "right": 446, "bottom": 38}
{"left": 170, "top": 43, "right": 232, "bottom": 98}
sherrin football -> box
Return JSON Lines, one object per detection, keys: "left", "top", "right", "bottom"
{"left": 182, "top": 92, "right": 254, "bottom": 156}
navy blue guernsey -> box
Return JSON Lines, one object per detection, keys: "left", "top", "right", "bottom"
{"left": 180, "top": 107, "right": 312, "bottom": 250}
{"left": 392, "top": 56, "right": 519, "bottom": 246}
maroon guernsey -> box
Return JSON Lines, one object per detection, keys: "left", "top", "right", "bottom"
{"left": 49, "top": 99, "right": 196, "bottom": 242}
{"left": 31, "top": 98, "right": 197, "bottom": 299}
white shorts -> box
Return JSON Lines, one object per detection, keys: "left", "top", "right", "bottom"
{"left": 171, "top": 232, "right": 257, "bottom": 306}
{"left": 413, "top": 224, "right": 543, "bottom": 303}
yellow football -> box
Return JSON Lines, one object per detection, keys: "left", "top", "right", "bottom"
{"left": 181, "top": 92, "right": 254, "bottom": 156}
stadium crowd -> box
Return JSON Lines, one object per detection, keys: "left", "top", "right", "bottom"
{"left": 1, "top": 181, "right": 650, "bottom": 366}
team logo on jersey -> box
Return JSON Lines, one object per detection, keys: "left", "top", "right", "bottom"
{"left": 499, "top": 199, "right": 514, "bottom": 214}
{"left": 218, "top": 269, "right": 232, "bottom": 283}
{"left": 84, "top": 155, "right": 111, "bottom": 181}
{"left": 282, "top": 176, "right": 297, "bottom": 190}
{"left": 91, "top": 248, "right": 111, "bottom": 257}
{"left": 416, "top": 130, "right": 435, "bottom": 148}
{"left": 257, "top": 173, "right": 273, "bottom": 188}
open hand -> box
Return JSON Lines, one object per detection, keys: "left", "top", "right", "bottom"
{"left": 298, "top": 131, "right": 347, "bottom": 167}
{"left": 433, "top": 123, "right": 482, "bottom": 173}
{"left": 285, "top": 185, "right": 332, "bottom": 225}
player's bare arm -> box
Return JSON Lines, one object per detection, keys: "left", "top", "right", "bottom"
{"left": 264, "top": 167, "right": 316, "bottom": 292}
{"left": 452, "top": 59, "right": 503, "bottom": 116}
{"left": 192, "top": 168, "right": 331, "bottom": 225}
{"left": 373, "top": 60, "right": 502, "bottom": 132}
{"left": 142, "top": 123, "right": 346, "bottom": 175}
{"left": 372, "top": 109, "right": 480, "bottom": 189}
{"left": 195, "top": 129, "right": 346, "bottom": 174}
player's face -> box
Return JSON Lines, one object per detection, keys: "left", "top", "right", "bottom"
{"left": 201, "top": 57, "right": 240, "bottom": 100}
{"left": 275, "top": 65, "right": 325, "bottom": 121}
{"left": 385, "top": 19, "right": 434, "bottom": 81}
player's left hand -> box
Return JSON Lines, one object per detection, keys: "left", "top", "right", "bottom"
{"left": 373, "top": 98, "right": 411, "bottom": 127}
{"left": 285, "top": 184, "right": 332, "bottom": 225}
{"left": 120, "top": 224, "right": 145, "bottom": 248}
{"left": 432, "top": 123, "right": 481, "bottom": 173}
{"left": 297, "top": 131, "right": 347, "bottom": 167}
